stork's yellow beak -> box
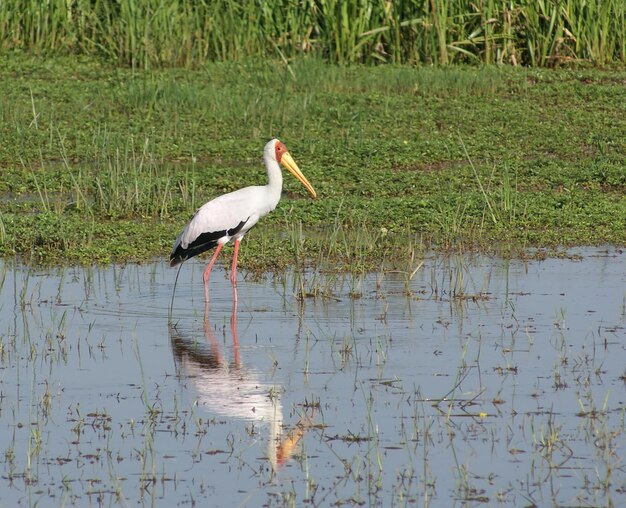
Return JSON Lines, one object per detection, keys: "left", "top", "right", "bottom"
{"left": 281, "top": 151, "right": 317, "bottom": 199}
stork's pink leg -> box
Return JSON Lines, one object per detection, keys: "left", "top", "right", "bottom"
{"left": 230, "top": 297, "right": 240, "bottom": 366}
{"left": 232, "top": 279, "right": 238, "bottom": 304}
{"left": 203, "top": 243, "right": 223, "bottom": 303}
{"left": 203, "top": 301, "right": 223, "bottom": 364}
{"left": 229, "top": 239, "right": 241, "bottom": 287}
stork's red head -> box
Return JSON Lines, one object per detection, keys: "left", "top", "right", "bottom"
{"left": 274, "top": 141, "right": 288, "bottom": 163}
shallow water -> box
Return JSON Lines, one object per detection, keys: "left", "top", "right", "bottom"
{"left": 0, "top": 248, "right": 625, "bottom": 507}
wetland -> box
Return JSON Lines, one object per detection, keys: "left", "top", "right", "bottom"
{"left": 0, "top": 52, "right": 625, "bottom": 507}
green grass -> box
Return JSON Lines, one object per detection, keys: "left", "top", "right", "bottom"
{"left": 0, "top": 55, "right": 625, "bottom": 269}
{"left": 0, "top": 0, "right": 625, "bottom": 67}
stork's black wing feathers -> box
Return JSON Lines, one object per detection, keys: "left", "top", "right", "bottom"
{"left": 169, "top": 219, "right": 248, "bottom": 267}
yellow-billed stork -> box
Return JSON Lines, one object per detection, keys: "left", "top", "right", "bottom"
{"left": 170, "top": 138, "right": 316, "bottom": 301}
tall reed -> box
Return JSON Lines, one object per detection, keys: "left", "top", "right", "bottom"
{"left": 1, "top": 0, "right": 624, "bottom": 68}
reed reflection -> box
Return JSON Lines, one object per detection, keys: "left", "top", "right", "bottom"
{"left": 169, "top": 291, "right": 314, "bottom": 468}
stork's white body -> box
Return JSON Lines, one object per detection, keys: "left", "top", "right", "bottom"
{"left": 171, "top": 141, "right": 284, "bottom": 259}
{"left": 177, "top": 184, "right": 277, "bottom": 248}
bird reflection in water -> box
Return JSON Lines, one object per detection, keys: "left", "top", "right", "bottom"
{"left": 169, "top": 290, "right": 315, "bottom": 469}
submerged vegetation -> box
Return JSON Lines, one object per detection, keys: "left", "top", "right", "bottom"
{"left": 0, "top": 0, "right": 625, "bottom": 68}
{"left": 0, "top": 54, "right": 625, "bottom": 269}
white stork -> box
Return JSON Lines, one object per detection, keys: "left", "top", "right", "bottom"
{"left": 170, "top": 138, "right": 317, "bottom": 301}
